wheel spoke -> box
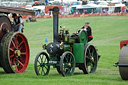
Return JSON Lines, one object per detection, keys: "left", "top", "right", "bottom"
{"left": 87, "top": 62, "right": 91, "bottom": 66}
{"left": 66, "top": 67, "right": 71, "bottom": 74}
{"left": 87, "top": 62, "right": 91, "bottom": 72}
{"left": 87, "top": 52, "right": 91, "bottom": 58}
{"left": 11, "top": 57, "right": 16, "bottom": 66}
{"left": 67, "top": 68, "right": 70, "bottom": 74}
{"left": 88, "top": 48, "right": 91, "bottom": 55}
{"left": 10, "top": 58, "right": 13, "bottom": 65}
{"left": 64, "top": 68, "right": 67, "bottom": 73}
{"left": 10, "top": 54, "right": 15, "bottom": 58}
{"left": 91, "top": 49, "right": 94, "bottom": 57}
{"left": 18, "top": 60, "right": 24, "bottom": 67}
{"left": 37, "top": 60, "right": 41, "bottom": 64}
{"left": 65, "top": 56, "right": 69, "bottom": 63}
{"left": 11, "top": 40, "right": 17, "bottom": 49}
{"left": 86, "top": 55, "right": 90, "bottom": 59}
{"left": 92, "top": 59, "right": 96, "bottom": 66}
{"left": 88, "top": 63, "right": 93, "bottom": 72}
{"left": 17, "top": 41, "right": 24, "bottom": 48}
{"left": 44, "top": 57, "right": 47, "bottom": 63}
{"left": 9, "top": 48, "right": 14, "bottom": 51}
{"left": 21, "top": 52, "right": 26, "bottom": 55}
{"left": 19, "top": 46, "right": 22, "bottom": 50}
{"left": 42, "top": 67, "right": 45, "bottom": 75}
{"left": 41, "top": 68, "right": 43, "bottom": 75}
{"left": 37, "top": 65, "right": 40, "bottom": 67}
{"left": 71, "top": 59, "right": 74, "bottom": 64}
{"left": 91, "top": 53, "right": 94, "bottom": 57}
{"left": 14, "top": 62, "right": 18, "bottom": 72}
{"left": 92, "top": 49, "right": 94, "bottom": 54}
{"left": 88, "top": 62, "right": 93, "bottom": 71}
{"left": 14, "top": 35, "right": 18, "bottom": 48}
{"left": 69, "top": 56, "right": 72, "bottom": 62}
{"left": 44, "top": 66, "right": 48, "bottom": 70}
{"left": 40, "top": 55, "right": 43, "bottom": 63}
{"left": 67, "top": 54, "right": 70, "bottom": 62}
{"left": 38, "top": 66, "right": 41, "bottom": 73}
{"left": 64, "top": 64, "right": 68, "bottom": 68}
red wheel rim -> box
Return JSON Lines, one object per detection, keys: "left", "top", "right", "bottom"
{"left": 9, "top": 33, "right": 29, "bottom": 73}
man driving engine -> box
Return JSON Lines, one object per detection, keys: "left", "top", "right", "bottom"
{"left": 81, "top": 21, "right": 93, "bottom": 42}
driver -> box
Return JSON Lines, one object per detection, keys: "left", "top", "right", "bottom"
{"left": 81, "top": 21, "right": 93, "bottom": 42}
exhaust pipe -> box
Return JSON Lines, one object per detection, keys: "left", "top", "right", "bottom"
{"left": 52, "top": 7, "right": 59, "bottom": 42}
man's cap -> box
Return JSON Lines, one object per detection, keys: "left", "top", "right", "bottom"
{"left": 12, "top": 13, "right": 17, "bottom": 18}
{"left": 85, "top": 21, "right": 89, "bottom": 24}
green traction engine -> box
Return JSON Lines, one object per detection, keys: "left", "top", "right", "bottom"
{"left": 34, "top": 7, "right": 99, "bottom": 77}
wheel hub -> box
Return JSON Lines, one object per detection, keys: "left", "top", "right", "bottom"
{"left": 68, "top": 63, "right": 71, "bottom": 67}
{"left": 40, "top": 63, "right": 44, "bottom": 66}
{"left": 90, "top": 57, "right": 94, "bottom": 62}
{"left": 14, "top": 50, "right": 21, "bottom": 57}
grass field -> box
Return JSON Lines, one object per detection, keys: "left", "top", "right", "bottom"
{"left": 0, "top": 16, "right": 128, "bottom": 85}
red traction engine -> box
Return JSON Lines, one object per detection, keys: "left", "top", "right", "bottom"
{"left": 0, "top": 6, "right": 33, "bottom": 73}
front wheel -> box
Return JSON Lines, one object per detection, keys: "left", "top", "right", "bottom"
{"left": 34, "top": 52, "right": 50, "bottom": 76}
{"left": 60, "top": 51, "right": 75, "bottom": 77}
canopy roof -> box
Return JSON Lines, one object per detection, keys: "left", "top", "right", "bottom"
{"left": 0, "top": 6, "right": 35, "bottom": 16}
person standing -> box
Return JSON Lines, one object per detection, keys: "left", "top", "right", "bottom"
{"left": 45, "top": 0, "right": 49, "bottom": 5}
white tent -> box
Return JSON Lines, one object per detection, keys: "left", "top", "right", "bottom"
{"left": 49, "top": 0, "right": 77, "bottom": 3}
{"left": 63, "top": 0, "right": 77, "bottom": 2}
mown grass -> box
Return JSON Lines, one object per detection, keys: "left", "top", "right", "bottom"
{"left": 0, "top": 16, "right": 128, "bottom": 85}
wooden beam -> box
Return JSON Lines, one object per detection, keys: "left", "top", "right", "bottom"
{"left": 0, "top": 6, "right": 35, "bottom": 16}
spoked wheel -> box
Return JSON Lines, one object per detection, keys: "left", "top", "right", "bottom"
{"left": 81, "top": 44, "right": 98, "bottom": 74}
{"left": 60, "top": 51, "right": 75, "bottom": 77}
{"left": 34, "top": 52, "right": 50, "bottom": 76}
{"left": 119, "top": 46, "right": 128, "bottom": 80}
{"left": 0, "top": 32, "right": 29, "bottom": 73}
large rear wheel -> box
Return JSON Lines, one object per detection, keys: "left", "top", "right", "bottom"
{"left": 0, "top": 32, "right": 29, "bottom": 73}
{"left": 81, "top": 44, "right": 98, "bottom": 74}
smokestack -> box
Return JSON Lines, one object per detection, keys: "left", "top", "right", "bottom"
{"left": 52, "top": 7, "right": 59, "bottom": 42}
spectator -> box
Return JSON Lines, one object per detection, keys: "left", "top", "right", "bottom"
{"left": 12, "top": 13, "right": 24, "bottom": 33}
